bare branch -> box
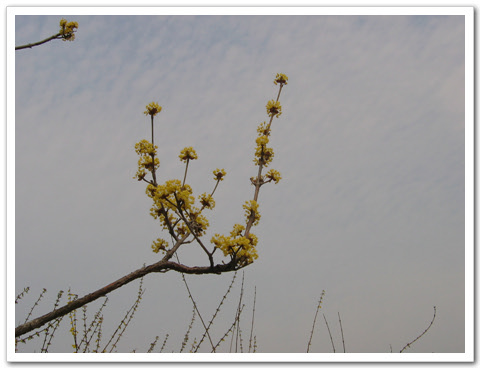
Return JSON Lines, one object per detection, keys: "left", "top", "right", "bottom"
{"left": 400, "top": 306, "right": 436, "bottom": 353}
{"left": 15, "top": 33, "right": 62, "bottom": 50}
{"left": 338, "top": 312, "right": 346, "bottom": 353}
{"left": 323, "top": 314, "right": 335, "bottom": 353}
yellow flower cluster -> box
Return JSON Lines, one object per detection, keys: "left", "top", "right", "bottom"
{"left": 144, "top": 102, "right": 162, "bottom": 116}
{"left": 266, "top": 169, "right": 282, "bottom": 184}
{"left": 209, "top": 199, "right": 261, "bottom": 266}
{"left": 256, "top": 135, "right": 269, "bottom": 147}
{"left": 243, "top": 200, "right": 261, "bottom": 226}
{"left": 253, "top": 139, "right": 274, "bottom": 167}
{"left": 151, "top": 238, "right": 169, "bottom": 253}
{"left": 179, "top": 147, "right": 198, "bottom": 162}
{"left": 135, "top": 139, "right": 157, "bottom": 155}
{"left": 146, "top": 179, "right": 211, "bottom": 243}
{"left": 211, "top": 224, "right": 259, "bottom": 267}
{"left": 133, "top": 140, "right": 159, "bottom": 180}
{"left": 213, "top": 168, "right": 227, "bottom": 181}
{"left": 59, "top": 19, "right": 78, "bottom": 41}
{"left": 274, "top": 73, "right": 289, "bottom": 86}
{"left": 149, "top": 180, "right": 195, "bottom": 211}
{"left": 199, "top": 193, "right": 215, "bottom": 209}
{"left": 256, "top": 121, "right": 270, "bottom": 136}
{"left": 266, "top": 100, "right": 282, "bottom": 118}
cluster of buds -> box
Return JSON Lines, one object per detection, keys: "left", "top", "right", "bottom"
{"left": 211, "top": 224, "right": 259, "bottom": 267}
{"left": 133, "top": 140, "right": 159, "bottom": 181}
{"left": 59, "top": 18, "right": 79, "bottom": 41}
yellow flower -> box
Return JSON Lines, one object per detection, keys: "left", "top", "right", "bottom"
{"left": 59, "top": 19, "right": 79, "bottom": 41}
{"left": 247, "top": 233, "right": 258, "bottom": 246}
{"left": 274, "top": 73, "right": 288, "bottom": 85}
{"left": 230, "top": 223, "right": 245, "bottom": 238}
{"left": 253, "top": 146, "right": 274, "bottom": 167}
{"left": 187, "top": 211, "right": 209, "bottom": 236}
{"left": 151, "top": 238, "right": 169, "bottom": 253}
{"left": 176, "top": 223, "right": 190, "bottom": 237}
{"left": 257, "top": 121, "right": 270, "bottom": 137}
{"left": 213, "top": 168, "right": 226, "bottom": 181}
{"left": 199, "top": 193, "right": 215, "bottom": 209}
{"left": 255, "top": 135, "right": 269, "bottom": 147}
{"left": 266, "top": 169, "right": 282, "bottom": 184}
{"left": 179, "top": 147, "right": 198, "bottom": 162}
{"left": 144, "top": 102, "right": 162, "bottom": 116}
{"left": 135, "top": 139, "right": 157, "bottom": 155}
{"left": 243, "top": 200, "right": 260, "bottom": 226}
{"left": 266, "top": 100, "right": 282, "bottom": 118}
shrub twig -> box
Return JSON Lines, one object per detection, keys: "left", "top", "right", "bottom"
{"left": 338, "top": 312, "right": 346, "bottom": 353}
{"left": 306, "top": 290, "right": 325, "bottom": 353}
{"left": 400, "top": 306, "right": 436, "bottom": 353}
{"left": 323, "top": 314, "right": 336, "bottom": 353}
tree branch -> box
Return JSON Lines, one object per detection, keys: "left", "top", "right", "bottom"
{"left": 15, "top": 33, "right": 62, "bottom": 50}
{"left": 15, "top": 256, "right": 238, "bottom": 338}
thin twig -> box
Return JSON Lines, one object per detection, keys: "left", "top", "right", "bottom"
{"left": 147, "top": 336, "right": 159, "bottom": 353}
{"left": 338, "top": 312, "right": 346, "bottom": 353}
{"left": 306, "top": 290, "right": 325, "bottom": 353}
{"left": 231, "top": 272, "right": 245, "bottom": 353}
{"left": 212, "top": 304, "right": 245, "bottom": 353}
{"left": 194, "top": 272, "right": 238, "bottom": 352}
{"left": 149, "top": 115, "right": 157, "bottom": 185}
{"left": 104, "top": 279, "right": 145, "bottom": 353}
{"left": 15, "top": 287, "right": 30, "bottom": 304}
{"left": 180, "top": 306, "right": 196, "bottom": 353}
{"left": 248, "top": 286, "right": 257, "bottom": 353}
{"left": 178, "top": 265, "right": 216, "bottom": 352}
{"left": 400, "top": 306, "right": 436, "bottom": 353}
{"left": 323, "top": 314, "right": 335, "bottom": 353}
{"left": 159, "top": 334, "right": 169, "bottom": 353}
{"left": 15, "top": 33, "right": 62, "bottom": 50}
{"left": 24, "top": 288, "right": 47, "bottom": 324}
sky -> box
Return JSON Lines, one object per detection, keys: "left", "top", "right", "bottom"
{"left": 11, "top": 8, "right": 470, "bottom": 360}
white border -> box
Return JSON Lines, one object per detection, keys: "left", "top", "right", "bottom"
{"left": 6, "top": 5, "right": 474, "bottom": 363}
{"left": 8, "top": 6, "right": 474, "bottom": 16}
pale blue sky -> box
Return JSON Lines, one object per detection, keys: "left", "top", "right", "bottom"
{"left": 12, "top": 9, "right": 468, "bottom": 358}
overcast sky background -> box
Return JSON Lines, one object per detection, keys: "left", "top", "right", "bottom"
{"left": 12, "top": 10, "right": 467, "bottom": 357}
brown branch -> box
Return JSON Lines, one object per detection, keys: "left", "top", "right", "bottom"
{"left": 15, "top": 256, "right": 238, "bottom": 338}
{"left": 399, "top": 306, "right": 437, "bottom": 353}
{"left": 15, "top": 32, "right": 63, "bottom": 50}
